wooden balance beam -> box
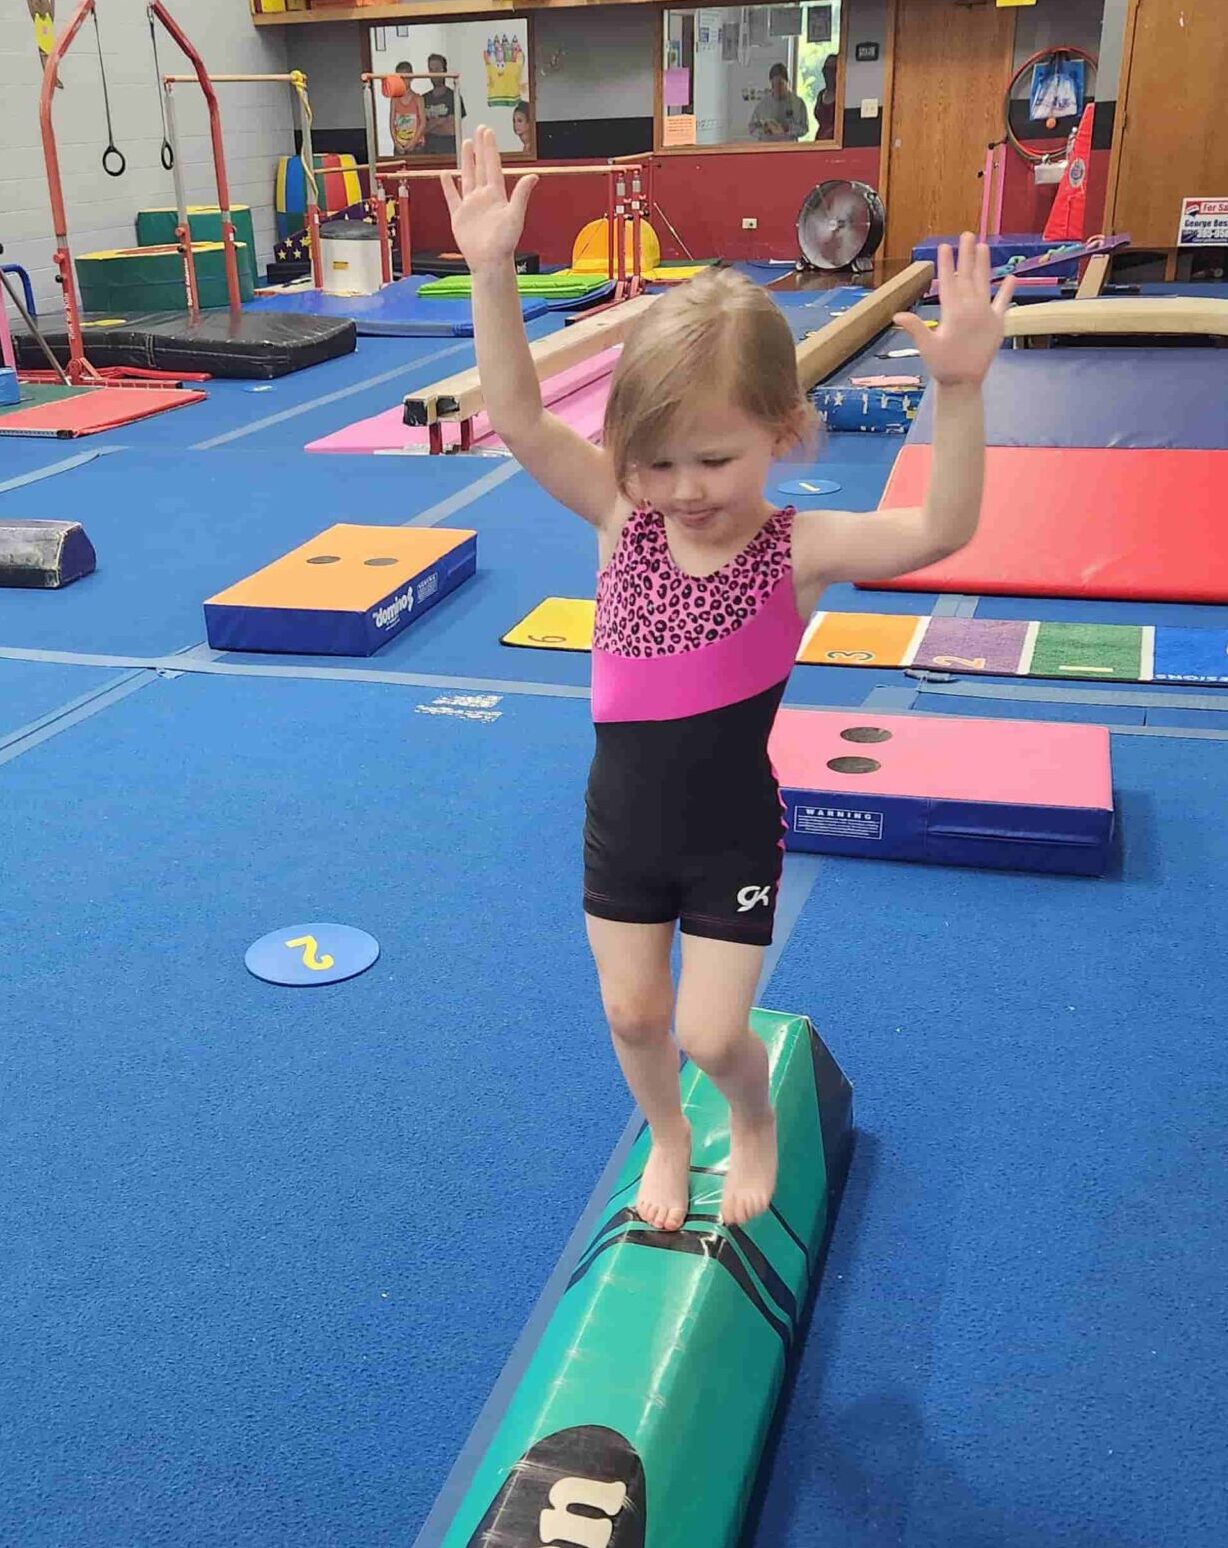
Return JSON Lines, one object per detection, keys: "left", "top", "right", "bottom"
{"left": 403, "top": 292, "right": 657, "bottom": 431}
{"left": 1007, "top": 295, "right": 1228, "bottom": 346}
{"left": 794, "top": 261, "right": 935, "bottom": 390}
{"left": 402, "top": 261, "right": 936, "bottom": 452}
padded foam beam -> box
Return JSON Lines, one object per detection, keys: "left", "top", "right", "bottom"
{"left": 433, "top": 1009, "right": 852, "bottom": 1548}
{"left": 0, "top": 519, "right": 96, "bottom": 589}
{"left": 204, "top": 525, "right": 476, "bottom": 656}
{"left": 770, "top": 708, "right": 1114, "bottom": 876}
{"left": 870, "top": 445, "right": 1228, "bottom": 603}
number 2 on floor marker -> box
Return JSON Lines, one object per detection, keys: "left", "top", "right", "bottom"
{"left": 285, "top": 934, "right": 335, "bottom": 972}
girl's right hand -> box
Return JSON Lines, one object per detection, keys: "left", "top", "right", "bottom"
{"left": 440, "top": 124, "right": 538, "bottom": 274}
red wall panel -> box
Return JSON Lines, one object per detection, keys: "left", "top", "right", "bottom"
{"left": 397, "top": 143, "right": 1107, "bottom": 267}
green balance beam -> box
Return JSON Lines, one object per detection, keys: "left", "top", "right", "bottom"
{"left": 438, "top": 1008, "right": 853, "bottom": 1546}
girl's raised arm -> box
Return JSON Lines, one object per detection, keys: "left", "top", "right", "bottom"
{"left": 442, "top": 128, "right": 622, "bottom": 529}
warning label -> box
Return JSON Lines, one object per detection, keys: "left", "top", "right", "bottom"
{"left": 795, "top": 805, "right": 884, "bottom": 841}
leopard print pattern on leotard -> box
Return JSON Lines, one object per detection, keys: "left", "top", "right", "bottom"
{"left": 593, "top": 506, "right": 795, "bottom": 658}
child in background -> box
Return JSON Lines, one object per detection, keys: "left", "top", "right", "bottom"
{"left": 388, "top": 62, "right": 425, "bottom": 157}
{"left": 444, "top": 127, "right": 1014, "bottom": 1230}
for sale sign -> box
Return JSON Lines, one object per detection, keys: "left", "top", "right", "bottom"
{"left": 1178, "top": 197, "right": 1228, "bottom": 246}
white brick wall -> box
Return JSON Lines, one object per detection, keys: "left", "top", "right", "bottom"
{"left": 0, "top": 0, "right": 290, "bottom": 313}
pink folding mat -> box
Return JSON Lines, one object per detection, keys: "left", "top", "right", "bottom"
{"left": 769, "top": 707, "right": 1114, "bottom": 875}
{"left": 307, "top": 346, "right": 620, "bottom": 455}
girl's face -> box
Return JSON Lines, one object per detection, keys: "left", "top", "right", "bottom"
{"left": 629, "top": 395, "right": 788, "bottom": 542}
{"left": 513, "top": 110, "right": 529, "bottom": 144}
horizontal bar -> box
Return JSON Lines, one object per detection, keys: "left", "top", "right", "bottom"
{"left": 379, "top": 163, "right": 641, "bottom": 183}
{"left": 362, "top": 71, "right": 459, "bottom": 83}
{"left": 165, "top": 73, "right": 305, "bottom": 84}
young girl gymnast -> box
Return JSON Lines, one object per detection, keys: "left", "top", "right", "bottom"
{"left": 443, "top": 127, "right": 1014, "bottom": 1231}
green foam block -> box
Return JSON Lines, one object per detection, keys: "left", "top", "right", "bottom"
{"left": 78, "top": 242, "right": 256, "bottom": 314}
{"left": 438, "top": 1008, "right": 853, "bottom": 1547}
{"left": 136, "top": 206, "right": 258, "bottom": 291}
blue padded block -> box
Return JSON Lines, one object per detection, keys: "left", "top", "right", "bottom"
{"left": 908, "top": 347, "right": 1228, "bottom": 450}
{"left": 205, "top": 532, "right": 478, "bottom": 657}
{"left": 913, "top": 233, "right": 1078, "bottom": 275}
{"left": 810, "top": 311, "right": 938, "bottom": 433}
{"left": 245, "top": 278, "right": 548, "bottom": 337}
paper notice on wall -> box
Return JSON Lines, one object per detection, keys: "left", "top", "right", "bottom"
{"left": 721, "top": 22, "right": 740, "bottom": 62}
{"left": 663, "top": 114, "right": 697, "bottom": 148}
{"left": 808, "top": 4, "right": 833, "bottom": 44}
{"left": 664, "top": 68, "right": 691, "bottom": 108}
{"left": 770, "top": 7, "right": 803, "bottom": 38}
{"left": 1178, "top": 197, "right": 1228, "bottom": 246}
{"left": 748, "top": 9, "right": 769, "bottom": 46}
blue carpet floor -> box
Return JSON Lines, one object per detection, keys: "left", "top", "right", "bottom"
{"left": 753, "top": 732, "right": 1228, "bottom": 1548}
{"left": 1, "top": 277, "right": 1226, "bottom": 1547}
{"left": 0, "top": 674, "right": 622, "bottom": 1547}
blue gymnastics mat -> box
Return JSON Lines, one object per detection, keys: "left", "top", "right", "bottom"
{"left": 771, "top": 286, "right": 871, "bottom": 343}
{"left": 913, "top": 232, "right": 1078, "bottom": 275}
{"left": 245, "top": 276, "right": 550, "bottom": 337}
{"left": 0, "top": 659, "right": 125, "bottom": 744}
{"left": 908, "top": 346, "right": 1228, "bottom": 450}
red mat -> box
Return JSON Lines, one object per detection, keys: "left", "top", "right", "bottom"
{"left": 0, "top": 384, "right": 206, "bottom": 438}
{"left": 866, "top": 445, "right": 1228, "bottom": 603}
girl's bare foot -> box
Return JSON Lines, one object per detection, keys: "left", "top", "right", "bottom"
{"left": 721, "top": 1109, "right": 778, "bottom": 1226}
{"left": 636, "top": 1119, "right": 692, "bottom": 1232}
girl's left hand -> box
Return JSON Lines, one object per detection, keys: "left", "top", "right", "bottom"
{"left": 893, "top": 231, "right": 1015, "bottom": 388}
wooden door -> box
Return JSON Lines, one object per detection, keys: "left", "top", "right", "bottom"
{"left": 1105, "top": 0, "right": 1228, "bottom": 246}
{"left": 880, "top": 0, "right": 1017, "bottom": 259}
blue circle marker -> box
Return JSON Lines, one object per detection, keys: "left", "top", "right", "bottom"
{"left": 245, "top": 923, "right": 380, "bottom": 987}
{"left": 779, "top": 478, "right": 843, "bottom": 497}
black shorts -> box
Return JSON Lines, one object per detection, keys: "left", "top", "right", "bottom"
{"left": 583, "top": 684, "right": 789, "bottom": 946}
{"left": 583, "top": 841, "right": 783, "bottom": 946}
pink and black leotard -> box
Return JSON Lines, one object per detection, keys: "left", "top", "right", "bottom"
{"left": 583, "top": 505, "right": 807, "bottom": 945}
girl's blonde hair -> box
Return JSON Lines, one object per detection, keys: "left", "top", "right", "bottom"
{"left": 603, "top": 267, "right": 816, "bottom": 493}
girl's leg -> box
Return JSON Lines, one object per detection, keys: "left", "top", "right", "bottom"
{"left": 675, "top": 933, "right": 776, "bottom": 1227}
{"left": 585, "top": 914, "right": 692, "bottom": 1232}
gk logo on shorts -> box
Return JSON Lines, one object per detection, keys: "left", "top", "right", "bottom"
{"left": 736, "top": 884, "right": 772, "bottom": 912}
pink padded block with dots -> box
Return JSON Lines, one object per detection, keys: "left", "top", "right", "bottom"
{"left": 769, "top": 707, "right": 1113, "bottom": 875}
